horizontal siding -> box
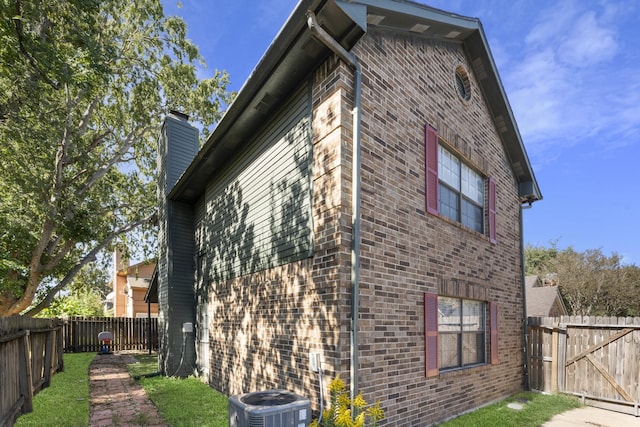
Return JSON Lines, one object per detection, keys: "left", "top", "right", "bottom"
{"left": 199, "top": 84, "right": 313, "bottom": 284}
{"left": 157, "top": 125, "right": 170, "bottom": 315}
{"left": 158, "top": 115, "right": 199, "bottom": 376}
{"left": 165, "top": 117, "right": 199, "bottom": 195}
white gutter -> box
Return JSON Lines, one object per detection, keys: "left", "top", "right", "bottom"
{"left": 306, "top": 11, "right": 363, "bottom": 403}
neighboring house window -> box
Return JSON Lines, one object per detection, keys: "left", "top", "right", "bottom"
{"left": 425, "top": 124, "right": 497, "bottom": 243}
{"left": 424, "top": 293, "right": 498, "bottom": 377}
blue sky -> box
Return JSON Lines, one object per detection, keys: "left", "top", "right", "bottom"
{"left": 162, "top": 0, "right": 640, "bottom": 266}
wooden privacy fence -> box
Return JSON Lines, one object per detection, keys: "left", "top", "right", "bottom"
{"left": 0, "top": 317, "right": 64, "bottom": 427}
{"left": 63, "top": 316, "right": 158, "bottom": 353}
{"left": 528, "top": 316, "right": 640, "bottom": 416}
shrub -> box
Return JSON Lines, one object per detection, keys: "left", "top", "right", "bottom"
{"left": 310, "top": 375, "right": 384, "bottom": 427}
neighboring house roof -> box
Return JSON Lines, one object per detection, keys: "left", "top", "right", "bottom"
{"left": 168, "top": 0, "right": 541, "bottom": 205}
{"left": 525, "top": 275, "right": 568, "bottom": 317}
{"left": 525, "top": 275, "right": 542, "bottom": 289}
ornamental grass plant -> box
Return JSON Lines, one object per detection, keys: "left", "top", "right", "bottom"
{"left": 310, "top": 375, "right": 384, "bottom": 427}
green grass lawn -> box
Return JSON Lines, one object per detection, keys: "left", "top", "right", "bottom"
{"left": 127, "top": 354, "right": 229, "bottom": 427}
{"left": 12, "top": 351, "right": 581, "bottom": 427}
{"left": 14, "top": 352, "right": 94, "bottom": 427}
{"left": 436, "top": 391, "right": 582, "bottom": 426}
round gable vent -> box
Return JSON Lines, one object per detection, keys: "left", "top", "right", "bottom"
{"left": 454, "top": 65, "right": 471, "bottom": 102}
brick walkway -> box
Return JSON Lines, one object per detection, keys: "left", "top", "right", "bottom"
{"left": 89, "top": 353, "right": 167, "bottom": 427}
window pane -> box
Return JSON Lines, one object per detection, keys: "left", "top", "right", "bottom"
{"left": 438, "top": 297, "right": 461, "bottom": 332}
{"left": 438, "top": 145, "right": 487, "bottom": 234}
{"left": 439, "top": 184, "right": 459, "bottom": 223}
{"left": 462, "top": 199, "right": 483, "bottom": 233}
{"left": 461, "top": 164, "right": 483, "bottom": 205}
{"left": 438, "top": 145, "right": 460, "bottom": 190}
{"left": 439, "top": 333, "right": 460, "bottom": 369}
{"left": 438, "top": 297, "right": 487, "bottom": 370}
{"left": 462, "top": 300, "right": 484, "bottom": 331}
{"left": 462, "top": 332, "right": 485, "bottom": 365}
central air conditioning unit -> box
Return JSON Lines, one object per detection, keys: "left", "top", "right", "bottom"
{"left": 229, "top": 389, "right": 311, "bottom": 427}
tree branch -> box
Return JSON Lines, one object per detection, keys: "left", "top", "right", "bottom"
{"left": 75, "top": 124, "right": 155, "bottom": 198}
{"left": 12, "top": 0, "right": 61, "bottom": 90}
{"left": 23, "top": 212, "right": 157, "bottom": 317}
{"left": 42, "top": 239, "right": 75, "bottom": 271}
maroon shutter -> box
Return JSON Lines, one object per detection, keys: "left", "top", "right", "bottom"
{"left": 424, "top": 293, "right": 439, "bottom": 377}
{"left": 425, "top": 124, "right": 439, "bottom": 215}
{"left": 488, "top": 177, "right": 497, "bottom": 244}
{"left": 490, "top": 301, "right": 498, "bottom": 365}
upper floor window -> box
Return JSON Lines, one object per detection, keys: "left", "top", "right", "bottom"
{"left": 425, "top": 124, "right": 497, "bottom": 243}
{"left": 438, "top": 145, "right": 484, "bottom": 233}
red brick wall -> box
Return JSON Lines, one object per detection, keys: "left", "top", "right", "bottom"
{"left": 204, "top": 28, "right": 526, "bottom": 426}
{"left": 350, "top": 29, "right": 525, "bottom": 426}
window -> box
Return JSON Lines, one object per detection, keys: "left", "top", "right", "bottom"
{"left": 424, "top": 293, "right": 498, "bottom": 377}
{"left": 438, "top": 297, "right": 485, "bottom": 369}
{"left": 425, "top": 124, "right": 497, "bottom": 243}
{"left": 438, "top": 145, "right": 484, "bottom": 233}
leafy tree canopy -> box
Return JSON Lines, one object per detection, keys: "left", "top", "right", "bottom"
{"left": 0, "top": 0, "right": 233, "bottom": 316}
{"left": 36, "top": 257, "right": 110, "bottom": 318}
{"left": 525, "top": 243, "right": 640, "bottom": 316}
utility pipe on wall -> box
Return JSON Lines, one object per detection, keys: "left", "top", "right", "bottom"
{"left": 520, "top": 205, "right": 530, "bottom": 389}
{"left": 306, "top": 11, "right": 363, "bottom": 403}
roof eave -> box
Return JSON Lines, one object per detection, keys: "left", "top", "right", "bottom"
{"left": 464, "top": 27, "right": 542, "bottom": 204}
{"left": 169, "top": 0, "right": 365, "bottom": 202}
{"left": 169, "top": 0, "right": 542, "bottom": 205}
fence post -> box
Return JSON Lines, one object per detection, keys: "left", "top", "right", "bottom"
{"left": 56, "top": 324, "right": 65, "bottom": 372}
{"left": 18, "top": 331, "right": 34, "bottom": 415}
{"left": 43, "top": 329, "right": 54, "bottom": 387}
{"left": 72, "top": 317, "right": 79, "bottom": 352}
{"left": 551, "top": 324, "right": 558, "bottom": 393}
{"left": 557, "top": 325, "right": 567, "bottom": 392}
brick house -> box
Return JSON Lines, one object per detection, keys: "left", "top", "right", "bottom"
{"left": 156, "top": 0, "right": 541, "bottom": 425}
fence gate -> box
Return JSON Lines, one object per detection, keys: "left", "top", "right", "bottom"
{"left": 528, "top": 316, "right": 640, "bottom": 416}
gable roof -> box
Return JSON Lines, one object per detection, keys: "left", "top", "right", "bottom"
{"left": 169, "top": 0, "right": 542, "bottom": 205}
{"left": 525, "top": 275, "right": 568, "bottom": 317}
{"left": 525, "top": 275, "right": 542, "bottom": 289}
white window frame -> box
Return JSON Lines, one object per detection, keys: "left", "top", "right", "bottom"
{"left": 437, "top": 144, "right": 485, "bottom": 233}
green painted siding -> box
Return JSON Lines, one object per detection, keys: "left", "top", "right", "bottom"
{"left": 196, "top": 84, "right": 313, "bottom": 285}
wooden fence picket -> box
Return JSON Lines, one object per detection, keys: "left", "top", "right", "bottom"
{"left": 528, "top": 315, "right": 640, "bottom": 416}
{"left": 1, "top": 316, "right": 158, "bottom": 427}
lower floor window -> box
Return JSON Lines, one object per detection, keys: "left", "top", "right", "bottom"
{"left": 438, "top": 297, "right": 486, "bottom": 369}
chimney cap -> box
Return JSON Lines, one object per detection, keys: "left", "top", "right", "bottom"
{"left": 169, "top": 110, "right": 189, "bottom": 121}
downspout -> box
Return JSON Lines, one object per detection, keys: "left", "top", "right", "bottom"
{"left": 520, "top": 205, "right": 530, "bottom": 389}
{"left": 306, "top": 11, "right": 363, "bottom": 403}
